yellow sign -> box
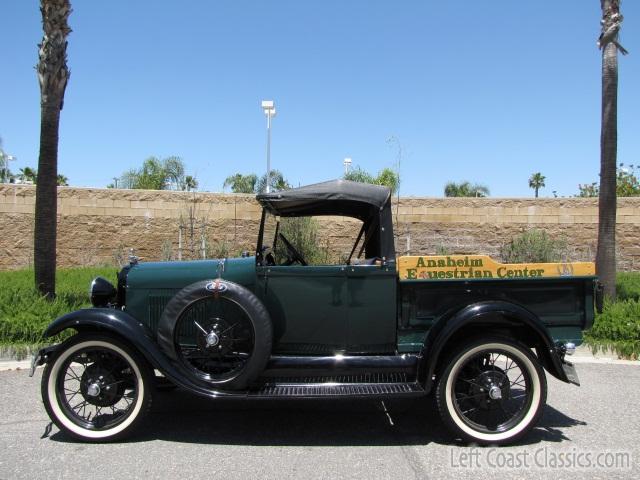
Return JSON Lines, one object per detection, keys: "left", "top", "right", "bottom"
{"left": 397, "top": 255, "right": 595, "bottom": 281}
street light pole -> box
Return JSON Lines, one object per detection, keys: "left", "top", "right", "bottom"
{"left": 343, "top": 157, "right": 352, "bottom": 176}
{"left": 1, "top": 152, "right": 16, "bottom": 184}
{"left": 261, "top": 100, "right": 276, "bottom": 193}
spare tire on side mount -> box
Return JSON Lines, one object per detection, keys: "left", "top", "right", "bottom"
{"left": 157, "top": 279, "right": 273, "bottom": 391}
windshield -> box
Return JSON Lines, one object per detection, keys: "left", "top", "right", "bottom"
{"left": 257, "top": 211, "right": 365, "bottom": 266}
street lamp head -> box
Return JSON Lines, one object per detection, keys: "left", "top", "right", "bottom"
{"left": 261, "top": 100, "right": 276, "bottom": 117}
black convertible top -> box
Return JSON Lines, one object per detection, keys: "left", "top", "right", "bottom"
{"left": 256, "top": 179, "right": 391, "bottom": 220}
{"left": 256, "top": 179, "right": 396, "bottom": 262}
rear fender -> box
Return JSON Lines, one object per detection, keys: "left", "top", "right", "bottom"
{"left": 419, "top": 301, "right": 570, "bottom": 393}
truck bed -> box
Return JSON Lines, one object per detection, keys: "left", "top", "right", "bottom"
{"left": 396, "top": 255, "right": 597, "bottom": 352}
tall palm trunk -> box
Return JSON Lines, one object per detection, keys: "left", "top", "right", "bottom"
{"left": 35, "top": 0, "right": 71, "bottom": 297}
{"left": 596, "top": 0, "right": 624, "bottom": 300}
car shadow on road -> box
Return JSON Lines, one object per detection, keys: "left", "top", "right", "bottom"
{"left": 48, "top": 388, "right": 586, "bottom": 447}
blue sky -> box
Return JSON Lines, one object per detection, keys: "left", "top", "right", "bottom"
{"left": 1, "top": 1, "right": 638, "bottom": 197}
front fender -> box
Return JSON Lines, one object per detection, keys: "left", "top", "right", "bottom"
{"left": 40, "top": 308, "right": 242, "bottom": 398}
{"left": 420, "top": 301, "right": 571, "bottom": 393}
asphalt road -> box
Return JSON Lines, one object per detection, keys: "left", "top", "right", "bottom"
{"left": 1, "top": 364, "right": 639, "bottom": 480}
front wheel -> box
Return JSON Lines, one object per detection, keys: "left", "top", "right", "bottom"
{"left": 41, "top": 333, "right": 153, "bottom": 442}
{"left": 435, "top": 336, "right": 547, "bottom": 445}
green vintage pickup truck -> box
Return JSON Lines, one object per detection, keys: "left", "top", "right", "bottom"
{"left": 33, "top": 180, "right": 598, "bottom": 444}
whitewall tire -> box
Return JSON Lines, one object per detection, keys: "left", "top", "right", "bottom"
{"left": 41, "top": 333, "right": 153, "bottom": 442}
{"left": 435, "top": 336, "right": 547, "bottom": 445}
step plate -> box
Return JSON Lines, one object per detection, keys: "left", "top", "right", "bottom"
{"left": 252, "top": 381, "right": 425, "bottom": 398}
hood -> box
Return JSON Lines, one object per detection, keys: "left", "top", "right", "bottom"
{"left": 125, "top": 256, "right": 256, "bottom": 291}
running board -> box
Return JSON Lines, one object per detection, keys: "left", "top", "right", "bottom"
{"left": 250, "top": 372, "right": 426, "bottom": 398}
{"left": 251, "top": 382, "right": 425, "bottom": 398}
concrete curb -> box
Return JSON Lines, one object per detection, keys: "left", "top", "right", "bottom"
{"left": 0, "top": 360, "right": 33, "bottom": 372}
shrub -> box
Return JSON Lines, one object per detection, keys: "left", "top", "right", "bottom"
{"left": 500, "top": 229, "right": 568, "bottom": 264}
{"left": 584, "top": 299, "right": 640, "bottom": 359}
{"left": 275, "top": 217, "right": 330, "bottom": 265}
{"left": 0, "top": 267, "right": 117, "bottom": 351}
{"left": 617, "top": 272, "right": 640, "bottom": 302}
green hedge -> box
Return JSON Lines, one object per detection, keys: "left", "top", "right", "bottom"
{"left": 583, "top": 272, "right": 640, "bottom": 359}
{"left": 0, "top": 267, "right": 117, "bottom": 348}
{"left": 617, "top": 272, "right": 640, "bottom": 302}
{"left": 584, "top": 299, "right": 640, "bottom": 360}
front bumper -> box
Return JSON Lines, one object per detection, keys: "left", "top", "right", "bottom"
{"left": 28, "top": 345, "right": 59, "bottom": 377}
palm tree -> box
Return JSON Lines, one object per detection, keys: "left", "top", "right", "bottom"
{"left": 183, "top": 175, "right": 198, "bottom": 191}
{"left": 596, "top": 0, "right": 627, "bottom": 299}
{"left": 255, "top": 170, "right": 289, "bottom": 193}
{"left": 528, "top": 173, "right": 546, "bottom": 198}
{"left": 223, "top": 173, "right": 257, "bottom": 193}
{"left": 34, "top": 0, "right": 71, "bottom": 297}
{"left": 115, "top": 156, "right": 188, "bottom": 190}
{"left": 56, "top": 174, "right": 68, "bottom": 186}
{"left": 19, "top": 167, "right": 38, "bottom": 184}
{"left": 444, "top": 181, "right": 490, "bottom": 197}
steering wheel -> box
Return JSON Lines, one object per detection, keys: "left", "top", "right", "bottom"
{"left": 258, "top": 246, "right": 276, "bottom": 266}
{"left": 278, "top": 233, "right": 308, "bottom": 266}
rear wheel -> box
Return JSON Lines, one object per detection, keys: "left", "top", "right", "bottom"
{"left": 435, "top": 336, "right": 547, "bottom": 445}
{"left": 41, "top": 333, "right": 153, "bottom": 442}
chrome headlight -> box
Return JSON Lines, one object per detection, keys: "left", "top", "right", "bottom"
{"left": 90, "top": 277, "right": 117, "bottom": 307}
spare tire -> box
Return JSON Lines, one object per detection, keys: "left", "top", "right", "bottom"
{"left": 157, "top": 279, "right": 272, "bottom": 390}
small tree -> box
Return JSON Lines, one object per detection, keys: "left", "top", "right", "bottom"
{"left": 577, "top": 164, "right": 639, "bottom": 197}
{"left": 274, "top": 217, "right": 330, "bottom": 265}
{"left": 528, "top": 172, "right": 546, "bottom": 198}
{"left": 444, "top": 181, "right": 490, "bottom": 197}
{"left": 344, "top": 165, "right": 400, "bottom": 194}
{"left": 223, "top": 173, "right": 258, "bottom": 193}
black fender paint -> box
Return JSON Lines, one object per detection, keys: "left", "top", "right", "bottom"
{"left": 419, "top": 300, "right": 569, "bottom": 394}
{"left": 42, "top": 308, "right": 243, "bottom": 398}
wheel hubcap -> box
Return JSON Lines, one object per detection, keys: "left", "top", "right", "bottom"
{"left": 86, "top": 382, "right": 101, "bottom": 397}
{"left": 205, "top": 332, "right": 220, "bottom": 347}
{"left": 489, "top": 385, "right": 502, "bottom": 400}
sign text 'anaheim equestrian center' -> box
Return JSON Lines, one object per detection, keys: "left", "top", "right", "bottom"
{"left": 397, "top": 255, "right": 596, "bottom": 281}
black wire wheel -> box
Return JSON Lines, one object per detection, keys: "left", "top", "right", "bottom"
{"left": 41, "top": 333, "right": 153, "bottom": 442}
{"left": 175, "top": 298, "right": 255, "bottom": 382}
{"left": 157, "top": 280, "right": 273, "bottom": 390}
{"left": 436, "top": 336, "right": 547, "bottom": 445}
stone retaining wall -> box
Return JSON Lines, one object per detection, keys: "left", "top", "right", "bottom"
{"left": 1, "top": 185, "right": 639, "bottom": 270}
